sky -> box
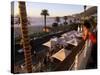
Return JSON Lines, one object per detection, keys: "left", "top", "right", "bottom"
{"left": 13, "top": 1, "right": 92, "bottom": 17}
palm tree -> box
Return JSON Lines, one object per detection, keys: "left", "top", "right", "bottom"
{"left": 41, "top": 9, "right": 49, "bottom": 32}
{"left": 19, "top": 1, "right": 32, "bottom": 73}
{"left": 55, "top": 16, "right": 60, "bottom": 25}
{"left": 63, "top": 16, "right": 68, "bottom": 24}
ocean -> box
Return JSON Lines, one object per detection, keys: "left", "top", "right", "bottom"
{"left": 14, "top": 17, "right": 66, "bottom": 38}
{"left": 14, "top": 17, "right": 66, "bottom": 27}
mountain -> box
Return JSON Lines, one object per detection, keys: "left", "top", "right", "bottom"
{"left": 74, "top": 6, "right": 97, "bottom": 18}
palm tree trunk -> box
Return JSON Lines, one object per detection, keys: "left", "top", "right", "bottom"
{"left": 44, "top": 15, "right": 46, "bottom": 32}
{"left": 19, "top": 1, "right": 32, "bottom": 73}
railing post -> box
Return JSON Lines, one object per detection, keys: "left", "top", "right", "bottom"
{"left": 84, "top": 40, "right": 88, "bottom": 57}
{"left": 74, "top": 54, "right": 78, "bottom": 70}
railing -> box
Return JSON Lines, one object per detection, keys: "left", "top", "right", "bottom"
{"left": 53, "top": 40, "right": 85, "bottom": 71}
{"left": 69, "top": 44, "right": 85, "bottom": 70}
{"left": 53, "top": 38, "right": 93, "bottom": 71}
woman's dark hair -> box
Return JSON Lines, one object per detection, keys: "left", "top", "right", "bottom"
{"left": 83, "top": 20, "right": 91, "bottom": 30}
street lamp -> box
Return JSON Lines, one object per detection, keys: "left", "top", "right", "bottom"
{"left": 79, "top": 5, "right": 87, "bottom": 32}
{"left": 84, "top": 5, "right": 87, "bottom": 20}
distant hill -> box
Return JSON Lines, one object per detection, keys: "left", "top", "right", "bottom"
{"left": 81, "top": 6, "right": 97, "bottom": 16}
{"left": 74, "top": 6, "right": 97, "bottom": 17}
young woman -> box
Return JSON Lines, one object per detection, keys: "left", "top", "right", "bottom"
{"left": 82, "top": 20, "right": 97, "bottom": 68}
{"left": 82, "top": 20, "right": 96, "bottom": 44}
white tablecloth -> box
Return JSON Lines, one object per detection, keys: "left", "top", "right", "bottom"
{"left": 51, "top": 48, "right": 71, "bottom": 61}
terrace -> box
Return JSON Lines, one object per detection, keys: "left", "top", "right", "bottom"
{"left": 11, "top": 2, "right": 97, "bottom": 73}
{"left": 13, "top": 28, "right": 94, "bottom": 73}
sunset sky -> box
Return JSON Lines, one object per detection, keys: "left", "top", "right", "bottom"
{"left": 13, "top": 1, "right": 92, "bottom": 17}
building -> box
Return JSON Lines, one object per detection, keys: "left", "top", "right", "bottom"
{"left": 43, "top": 26, "right": 52, "bottom": 32}
{"left": 66, "top": 16, "right": 81, "bottom": 25}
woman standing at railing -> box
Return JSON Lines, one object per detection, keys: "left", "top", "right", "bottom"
{"left": 82, "top": 20, "right": 96, "bottom": 44}
{"left": 82, "top": 20, "right": 97, "bottom": 68}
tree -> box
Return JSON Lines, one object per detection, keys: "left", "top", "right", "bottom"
{"left": 63, "top": 16, "right": 68, "bottom": 24}
{"left": 18, "top": 1, "right": 32, "bottom": 73}
{"left": 52, "top": 22, "right": 58, "bottom": 32}
{"left": 41, "top": 9, "right": 49, "bottom": 32}
{"left": 55, "top": 16, "right": 60, "bottom": 25}
{"left": 52, "top": 22, "right": 58, "bottom": 28}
